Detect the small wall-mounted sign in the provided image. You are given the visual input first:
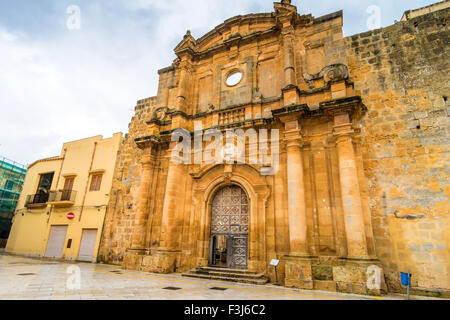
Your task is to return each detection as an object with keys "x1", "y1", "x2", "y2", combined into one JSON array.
[
  {"x1": 67, "y1": 212, "x2": 75, "y2": 220},
  {"x1": 270, "y1": 259, "x2": 280, "y2": 267}
]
